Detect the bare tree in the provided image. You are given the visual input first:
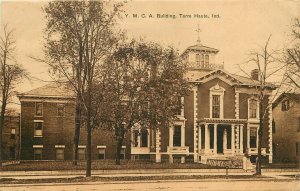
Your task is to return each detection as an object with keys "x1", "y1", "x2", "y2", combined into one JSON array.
[
  {"x1": 0, "y1": 25, "x2": 26, "y2": 161},
  {"x1": 239, "y1": 35, "x2": 283, "y2": 175},
  {"x1": 43, "y1": 1, "x2": 123, "y2": 176},
  {"x1": 284, "y1": 17, "x2": 300, "y2": 91}
]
